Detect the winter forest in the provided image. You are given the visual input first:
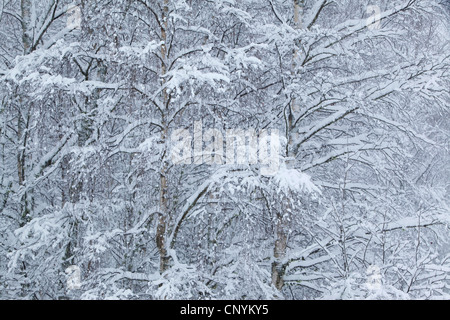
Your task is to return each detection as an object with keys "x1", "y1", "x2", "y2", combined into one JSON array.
[{"x1": 0, "y1": 0, "x2": 449, "y2": 300}]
